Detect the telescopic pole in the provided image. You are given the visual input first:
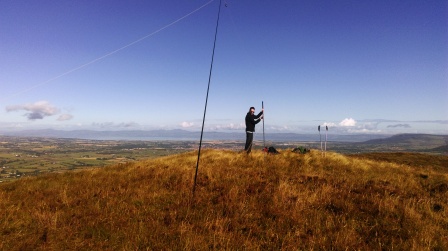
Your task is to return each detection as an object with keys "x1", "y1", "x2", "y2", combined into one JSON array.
[
  {"x1": 318, "y1": 125, "x2": 322, "y2": 154},
  {"x1": 262, "y1": 101, "x2": 265, "y2": 149}
]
